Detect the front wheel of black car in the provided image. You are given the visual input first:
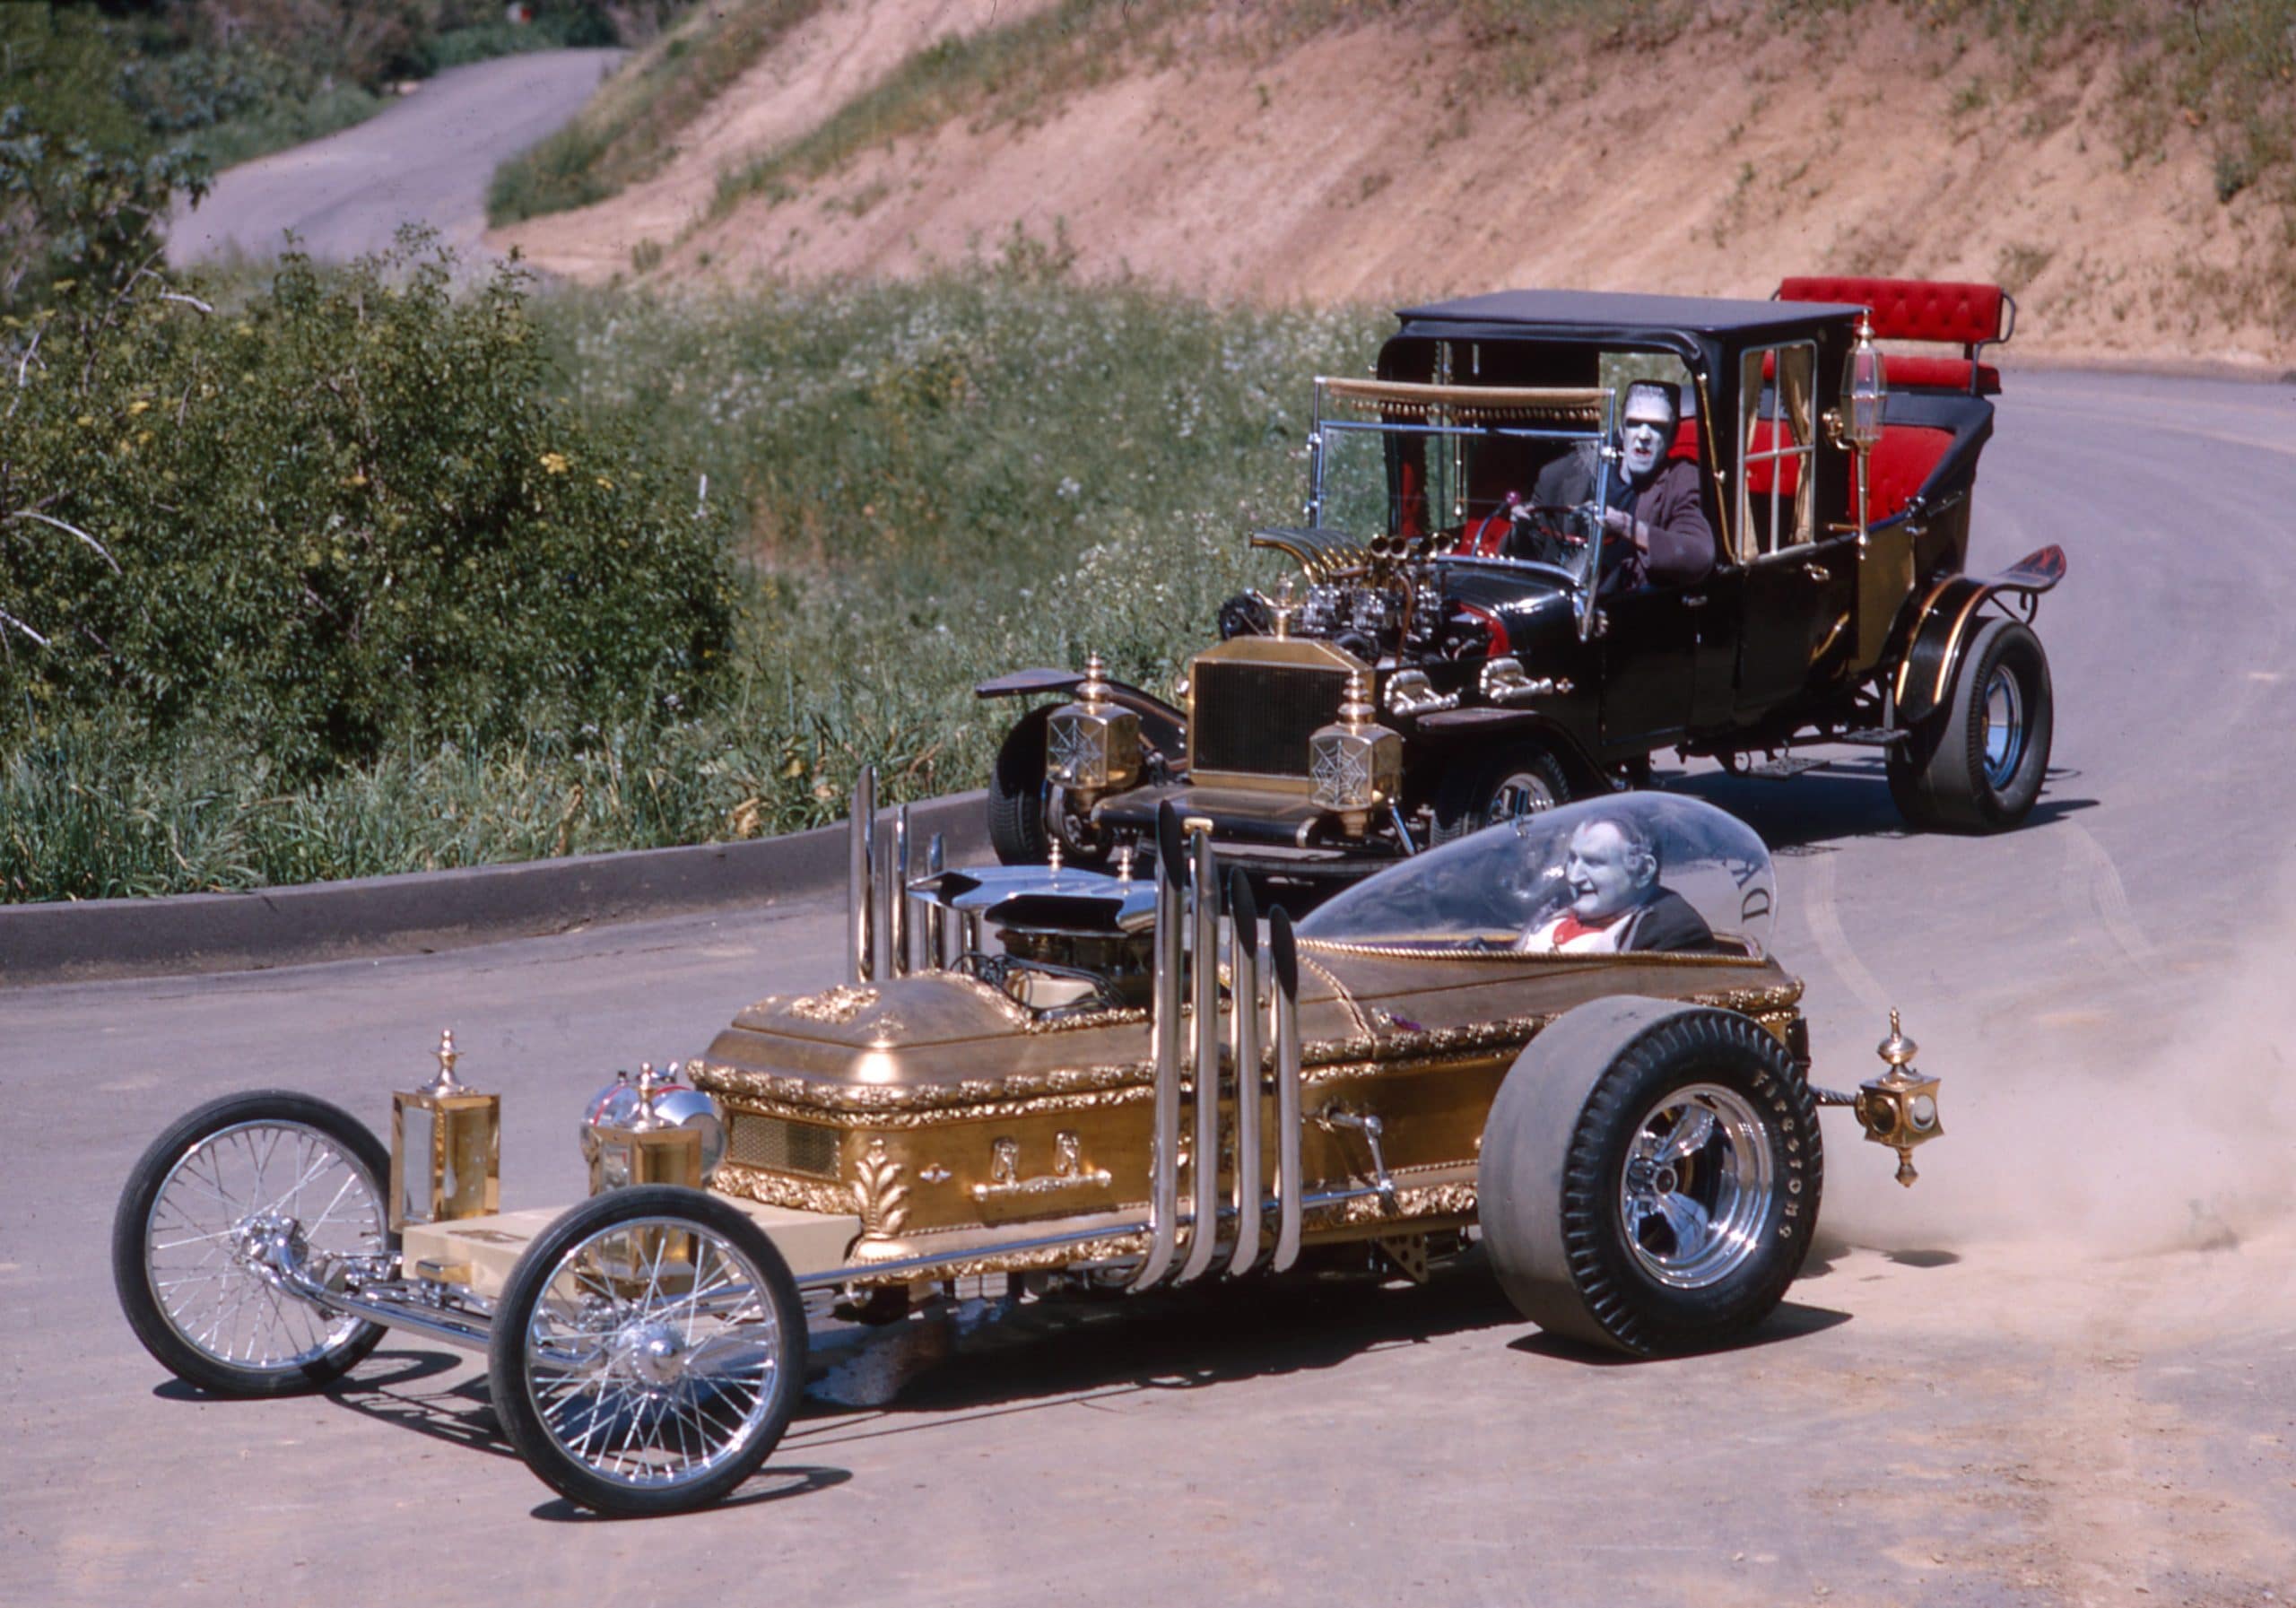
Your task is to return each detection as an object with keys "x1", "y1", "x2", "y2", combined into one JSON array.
[
  {"x1": 1888, "y1": 618, "x2": 2053, "y2": 832},
  {"x1": 1429, "y1": 740, "x2": 1573, "y2": 845},
  {"x1": 1478, "y1": 998, "x2": 1821, "y2": 1357},
  {"x1": 987, "y1": 708, "x2": 1109, "y2": 866}
]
